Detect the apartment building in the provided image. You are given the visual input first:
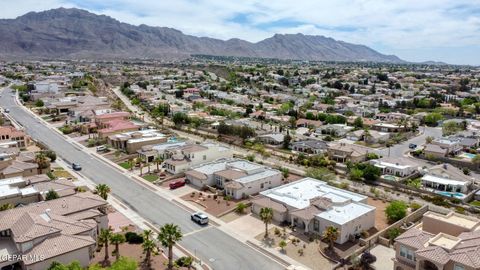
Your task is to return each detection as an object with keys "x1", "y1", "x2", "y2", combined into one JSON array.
[
  {"x1": 185, "y1": 159, "x2": 283, "y2": 199},
  {"x1": 394, "y1": 211, "x2": 480, "y2": 270}
]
